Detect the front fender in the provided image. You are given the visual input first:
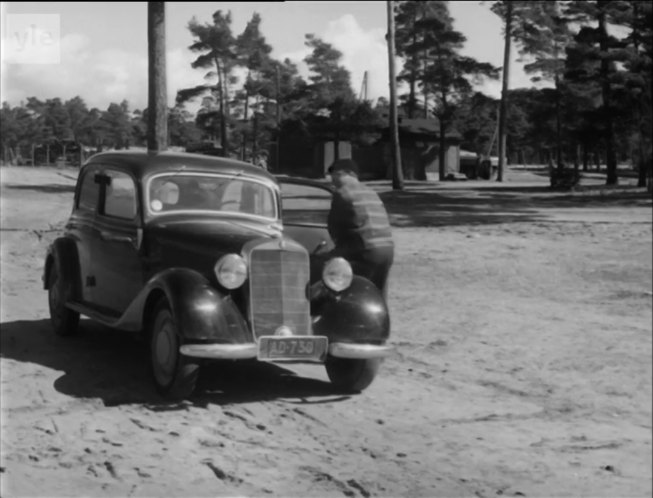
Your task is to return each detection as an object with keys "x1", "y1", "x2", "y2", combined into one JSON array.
[
  {"x1": 120, "y1": 268, "x2": 252, "y2": 343},
  {"x1": 310, "y1": 275, "x2": 390, "y2": 344}
]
